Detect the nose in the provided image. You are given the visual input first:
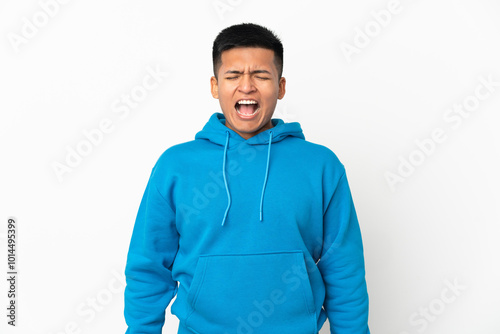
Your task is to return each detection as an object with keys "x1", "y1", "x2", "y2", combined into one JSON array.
[{"x1": 238, "y1": 74, "x2": 256, "y2": 93}]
